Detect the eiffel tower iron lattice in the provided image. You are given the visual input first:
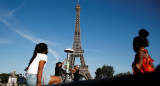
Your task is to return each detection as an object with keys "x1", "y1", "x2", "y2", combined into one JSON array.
[{"x1": 69, "y1": 2, "x2": 92, "y2": 80}]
